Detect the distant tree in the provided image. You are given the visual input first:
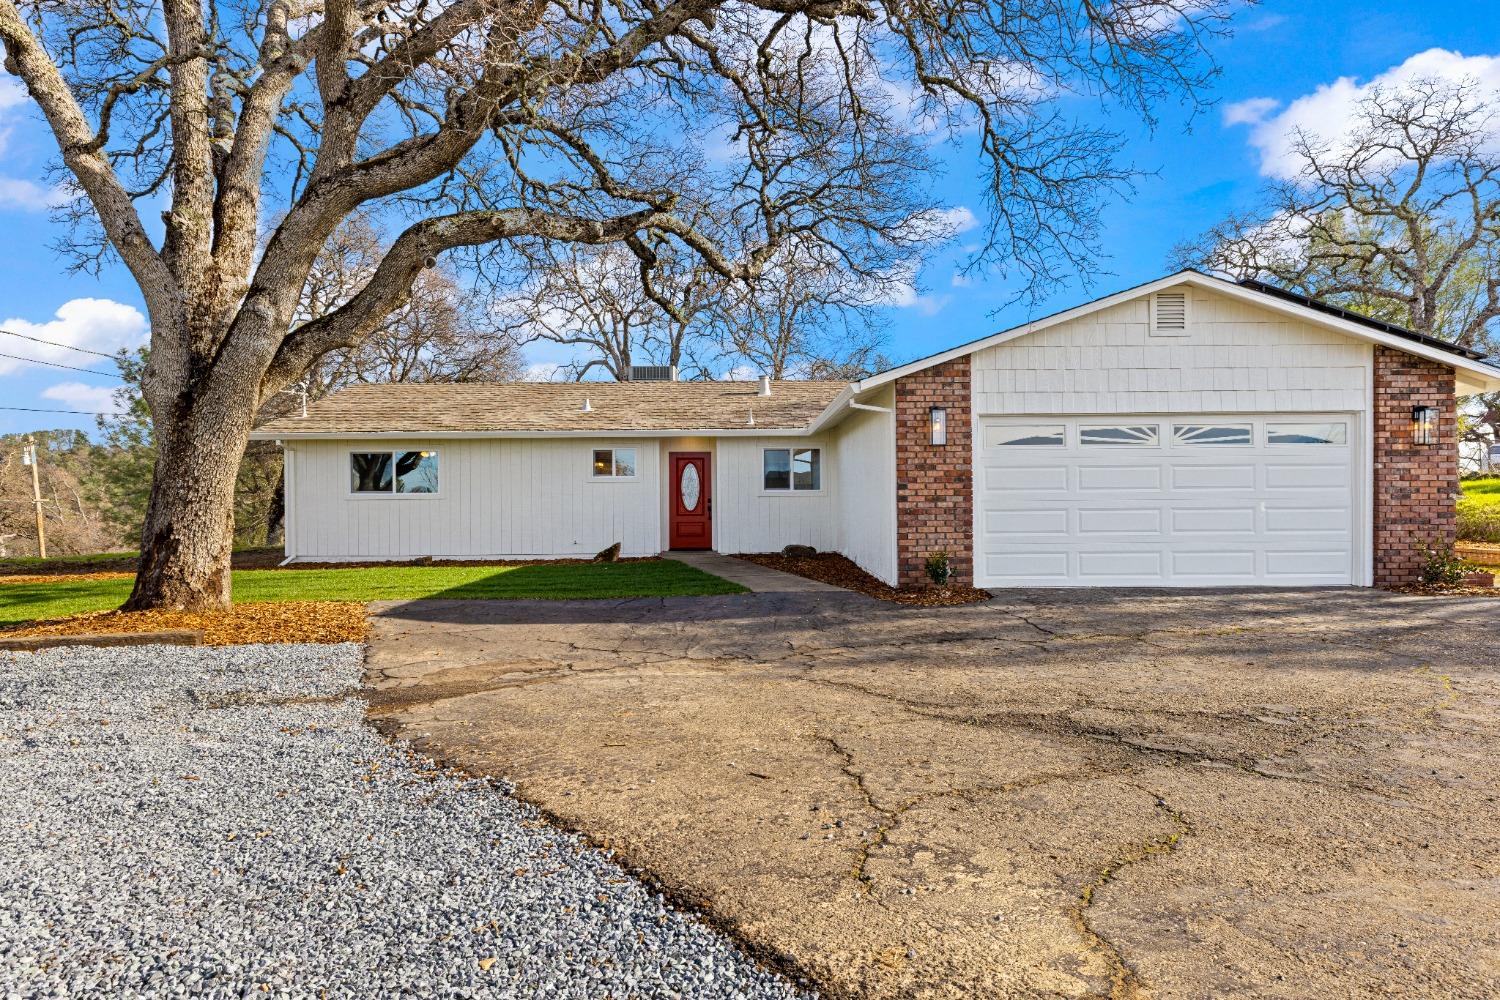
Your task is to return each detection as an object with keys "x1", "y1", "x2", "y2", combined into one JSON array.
[
  {"x1": 1174, "y1": 76, "x2": 1500, "y2": 460},
  {"x1": 0, "y1": 429, "x2": 119, "y2": 556}
]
